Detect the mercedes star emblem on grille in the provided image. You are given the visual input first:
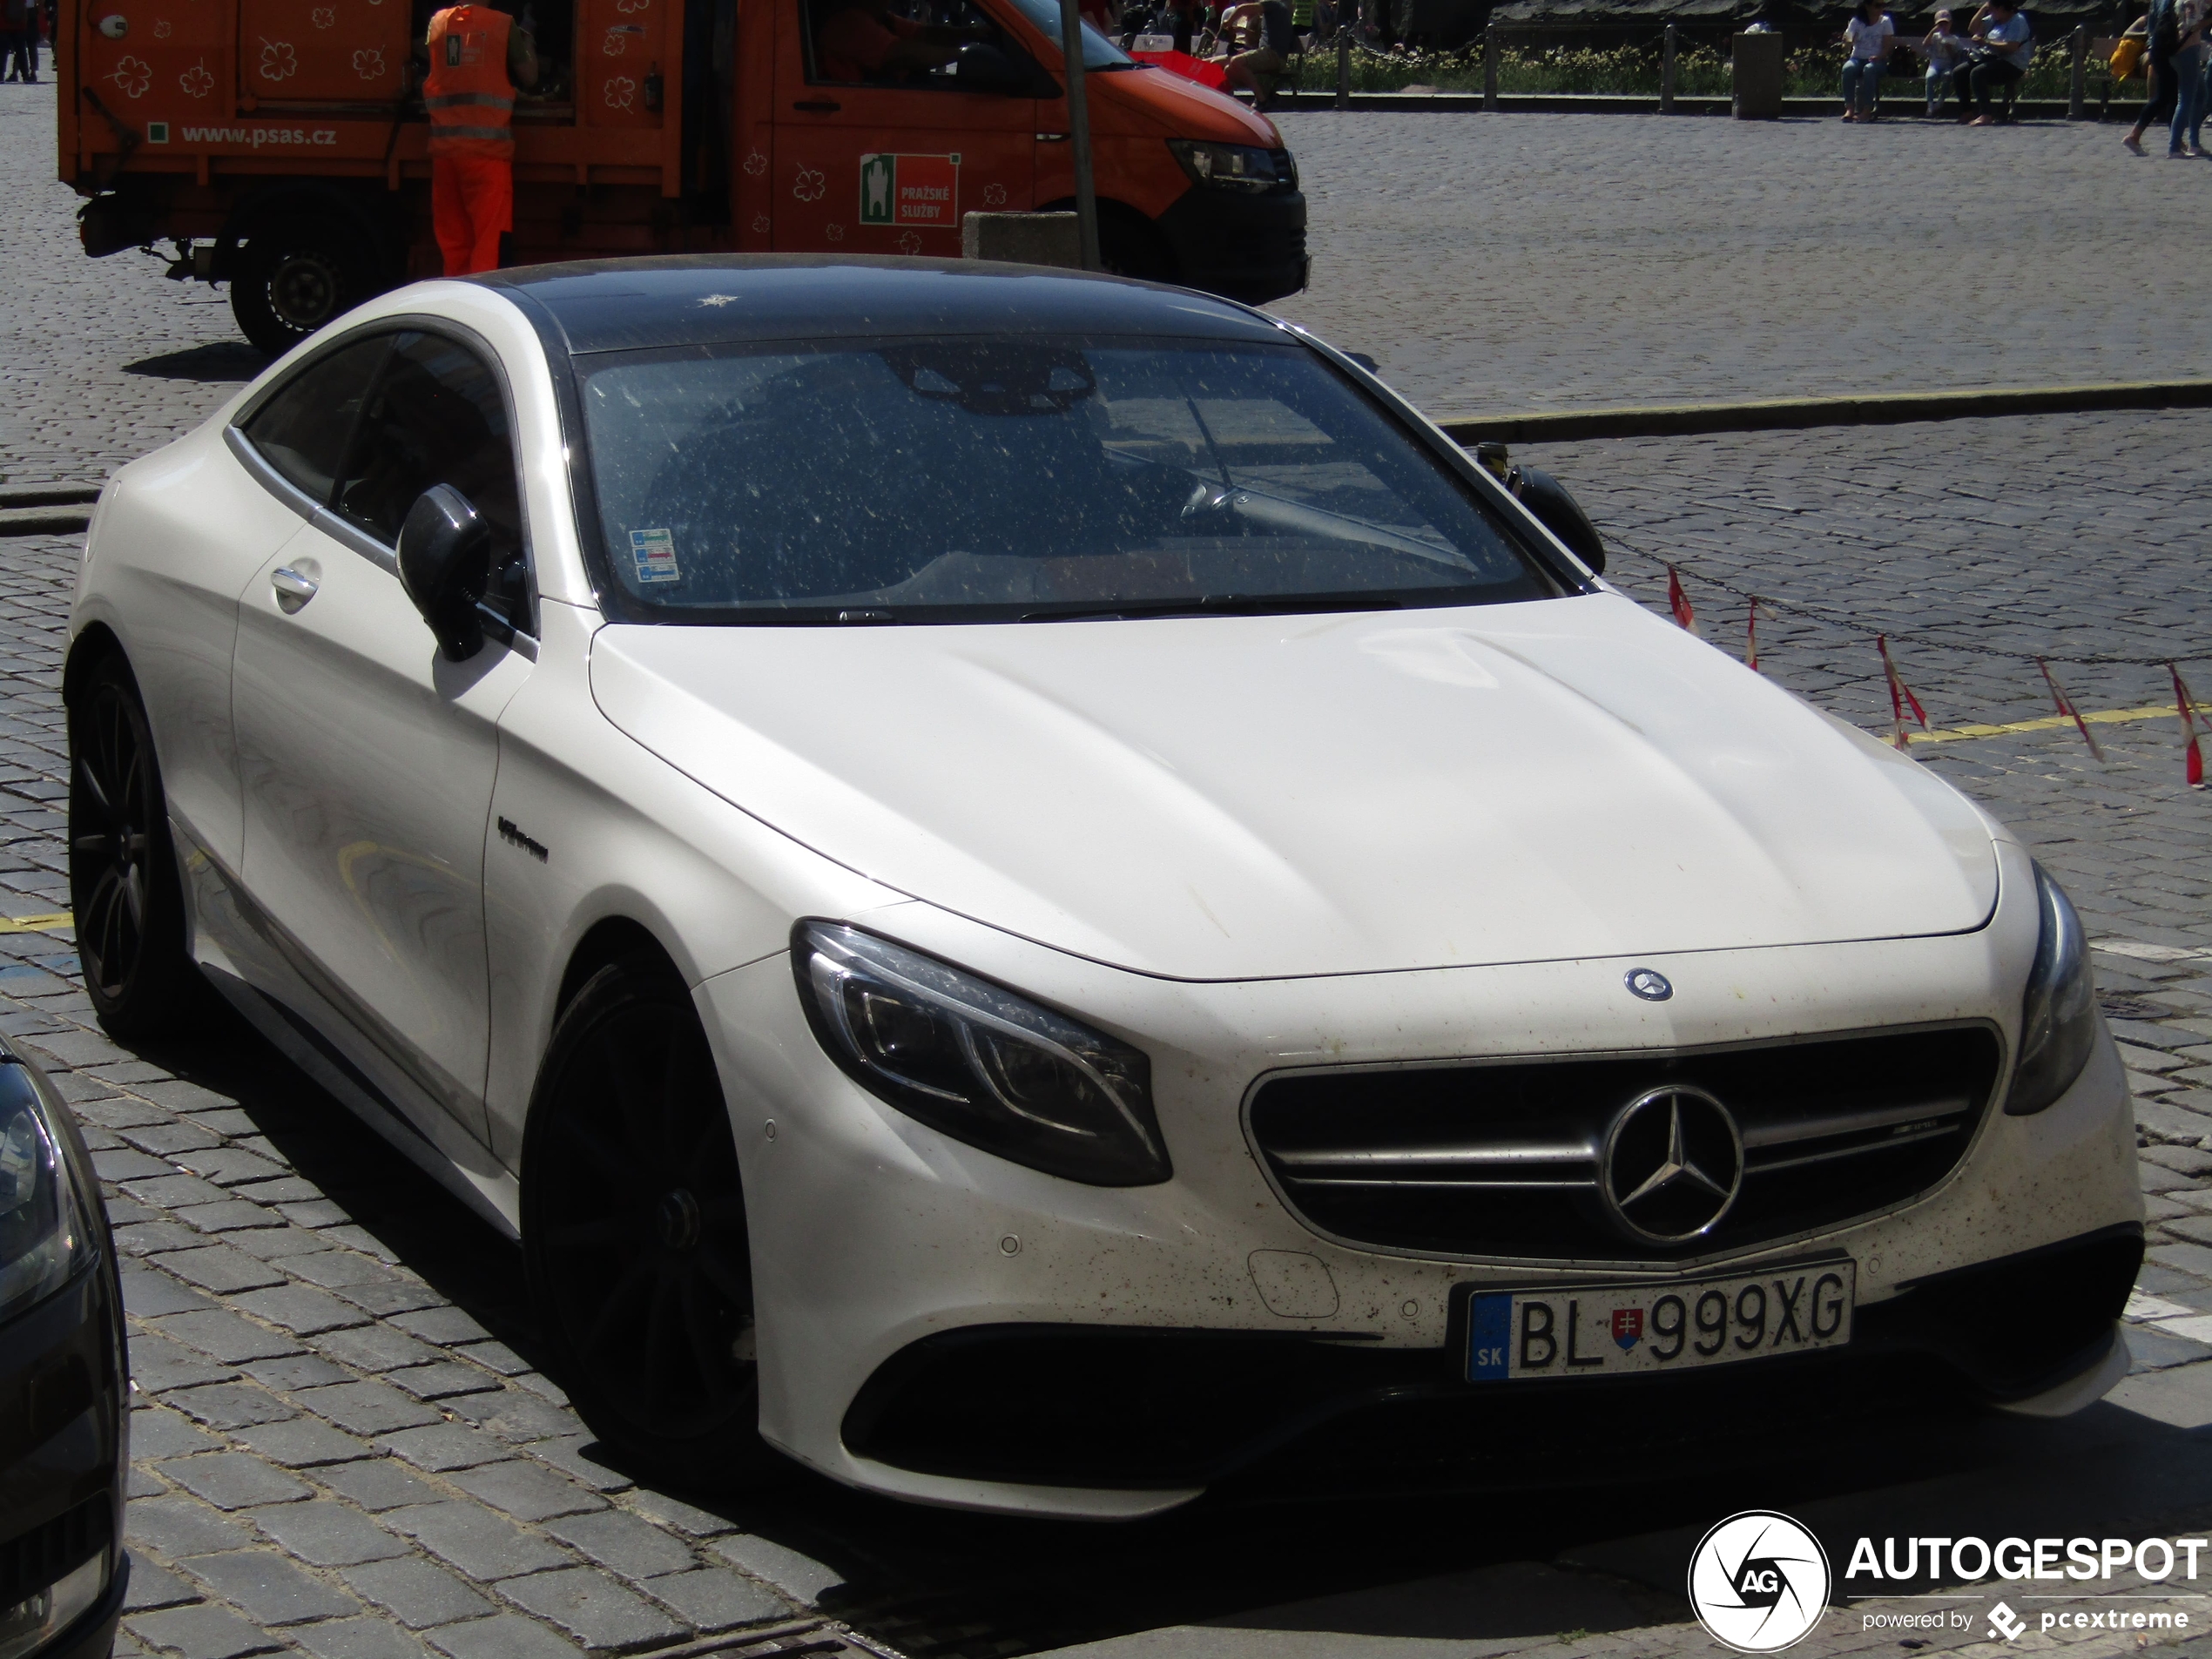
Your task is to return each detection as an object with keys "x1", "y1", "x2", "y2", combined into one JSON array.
[
  {"x1": 1625, "y1": 967, "x2": 1673, "y2": 1001},
  {"x1": 1598, "y1": 1085, "x2": 1744, "y2": 1245}
]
